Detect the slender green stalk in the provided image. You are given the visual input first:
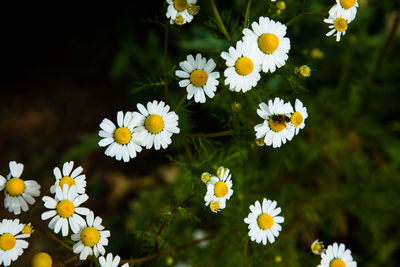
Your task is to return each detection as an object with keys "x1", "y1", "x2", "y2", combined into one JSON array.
[
  {"x1": 163, "y1": 23, "x2": 170, "y2": 105},
  {"x1": 175, "y1": 93, "x2": 188, "y2": 112},
  {"x1": 286, "y1": 9, "x2": 327, "y2": 26},
  {"x1": 210, "y1": 0, "x2": 235, "y2": 46},
  {"x1": 243, "y1": 0, "x2": 252, "y2": 28},
  {"x1": 182, "y1": 126, "x2": 246, "y2": 138}
]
